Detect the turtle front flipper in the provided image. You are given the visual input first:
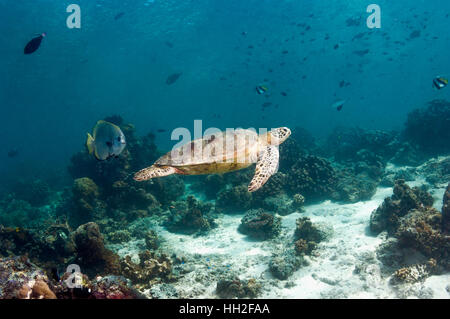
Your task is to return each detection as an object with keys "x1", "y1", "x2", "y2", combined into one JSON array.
[
  {"x1": 134, "y1": 165, "x2": 179, "y2": 181},
  {"x1": 248, "y1": 145, "x2": 279, "y2": 192}
]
